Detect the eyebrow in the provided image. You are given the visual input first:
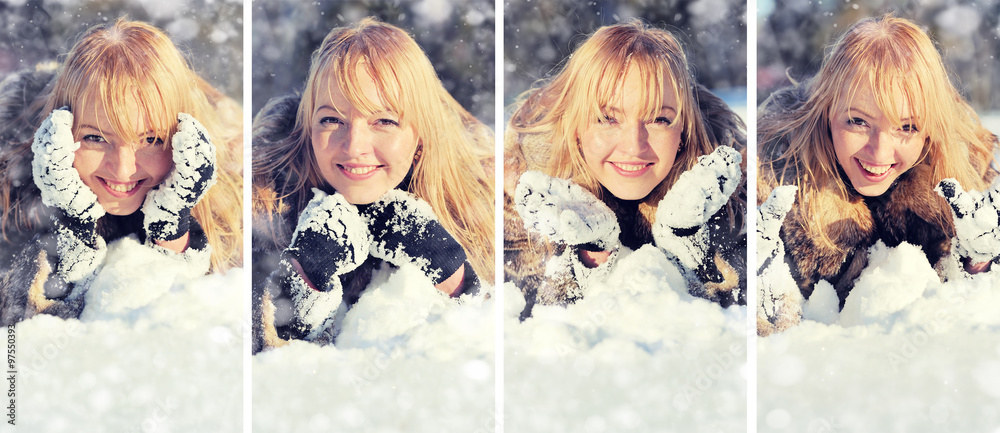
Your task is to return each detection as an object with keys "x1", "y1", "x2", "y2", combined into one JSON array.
[
  {"x1": 78, "y1": 124, "x2": 157, "y2": 138},
  {"x1": 843, "y1": 107, "x2": 917, "y2": 122},
  {"x1": 604, "y1": 105, "x2": 677, "y2": 114}
]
